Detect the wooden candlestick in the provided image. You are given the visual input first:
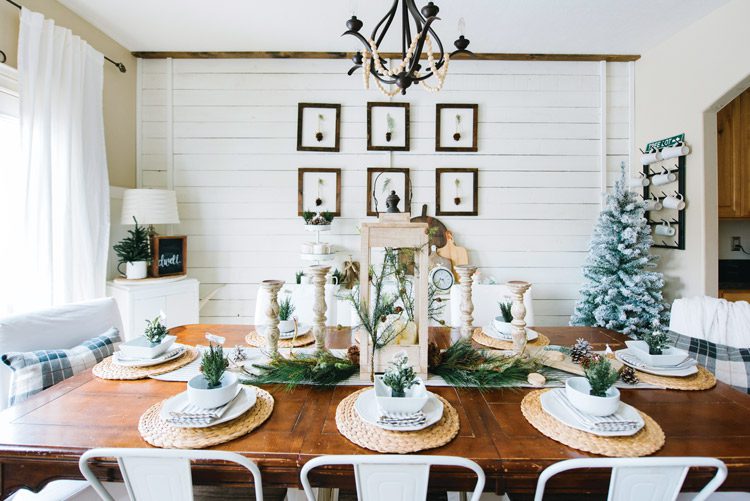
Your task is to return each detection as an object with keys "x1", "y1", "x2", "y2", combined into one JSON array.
[
  {"x1": 306, "y1": 264, "x2": 330, "y2": 350},
  {"x1": 260, "y1": 279, "x2": 284, "y2": 356},
  {"x1": 506, "y1": 280, "x2": 531, "y2": 355},
  {"x1": 455, "y1": 265, "x2": 478, "y2": 339}
]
